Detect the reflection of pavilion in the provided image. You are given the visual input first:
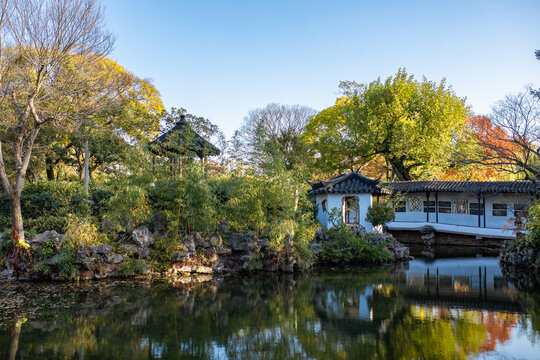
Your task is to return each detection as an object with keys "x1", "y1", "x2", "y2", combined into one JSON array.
[
  {"x1": 311, "y1": 258, "x2": 525, "y2": 339},
  {"x1": 393, "y1": 258, "x2": 523, "y2": 313}
]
